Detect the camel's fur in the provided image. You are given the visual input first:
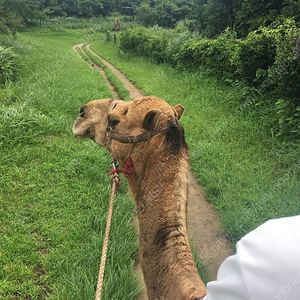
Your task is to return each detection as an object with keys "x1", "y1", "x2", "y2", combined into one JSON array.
[{"x1": 73, "y1": 96, "x2": 207, "y2": 300}]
